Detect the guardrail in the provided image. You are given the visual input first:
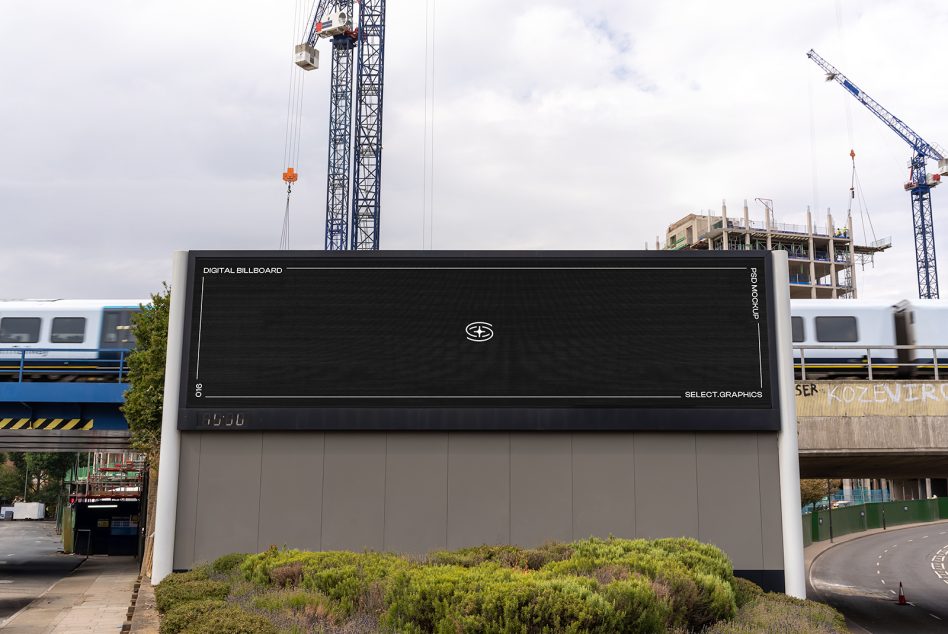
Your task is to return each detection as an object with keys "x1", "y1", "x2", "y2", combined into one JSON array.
[
  {"x1": 0, "y1": 348, "x2": 131, "y2": 383},
  {"x1": 794, "y1": 344, "x2": 948, "y2": 380}
]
